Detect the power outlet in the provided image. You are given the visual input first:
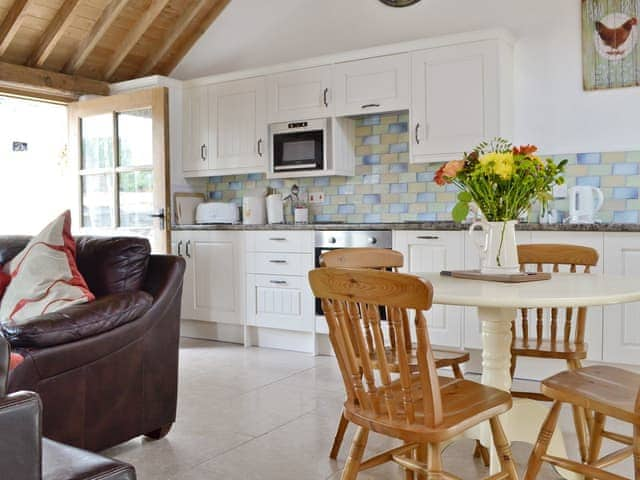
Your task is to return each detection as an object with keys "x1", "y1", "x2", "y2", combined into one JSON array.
[
  {"x1": 553, "y1": 184, "x2": 568, "y2": 199},
  {"x1": 309, "y1": 191, "x2": 325, "y2": 204}
]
